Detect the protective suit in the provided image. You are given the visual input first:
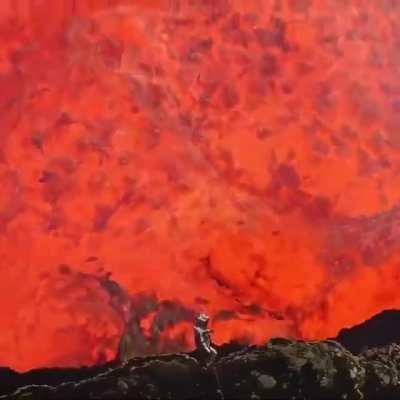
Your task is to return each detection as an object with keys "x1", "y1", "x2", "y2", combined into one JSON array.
[{"x1": 193, "y1": 313, "x2": 217, "y2": 368}]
